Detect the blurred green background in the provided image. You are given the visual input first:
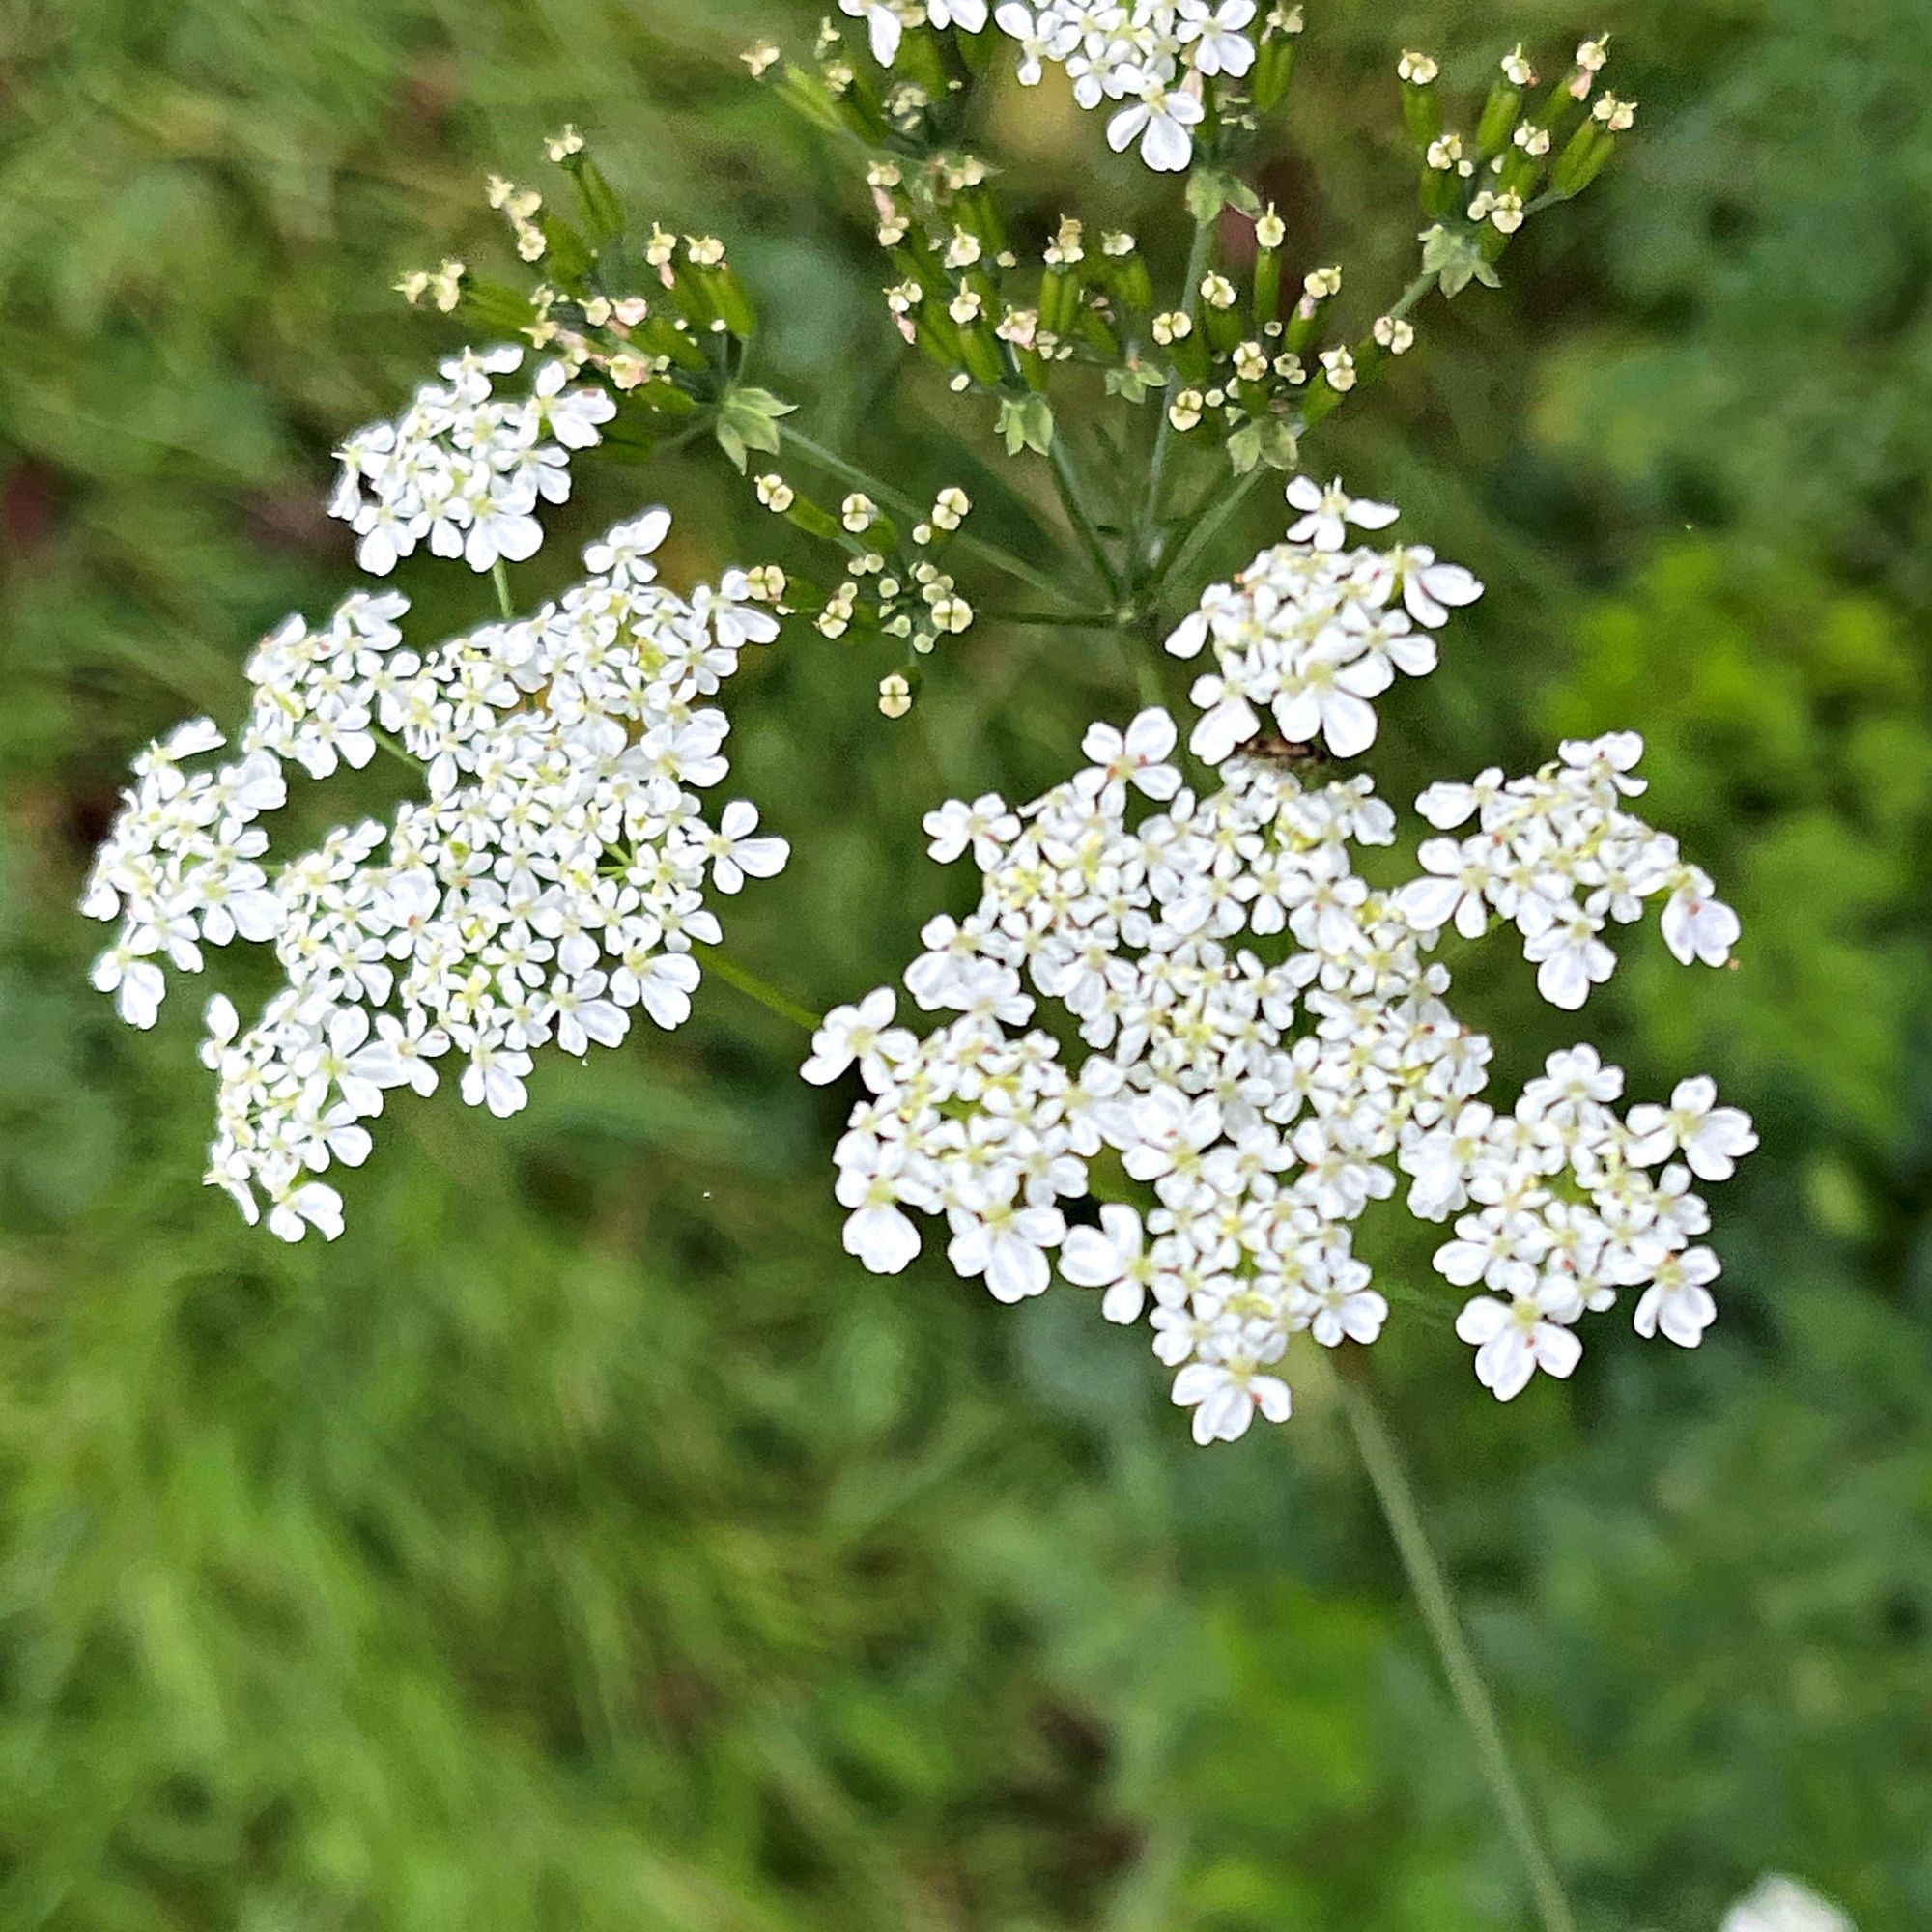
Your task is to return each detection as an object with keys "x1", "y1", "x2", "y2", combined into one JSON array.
[{"x1": 2, "y1": 0, "x2": 1929, "y2": 1926}]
